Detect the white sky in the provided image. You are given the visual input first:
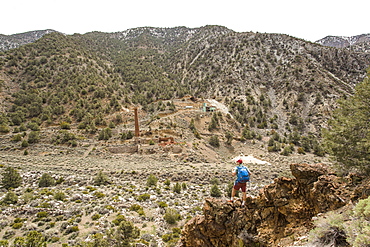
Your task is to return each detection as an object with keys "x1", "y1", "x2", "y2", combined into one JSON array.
[{"x1": 1, "y1": 0, "x2": 369, "y2": 42}]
